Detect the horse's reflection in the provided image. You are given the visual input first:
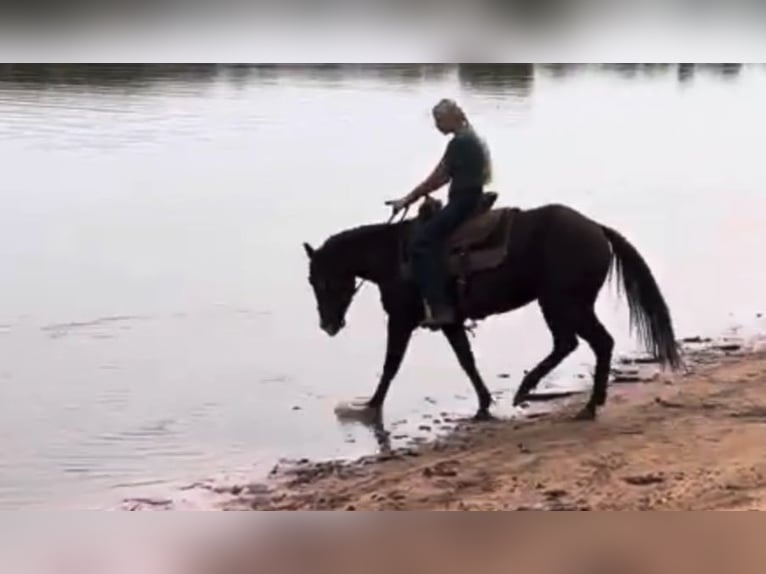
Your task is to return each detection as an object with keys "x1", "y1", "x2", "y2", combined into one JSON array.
[{"x1": 334, "y1": 399, "x2": 392, "y2": 453}]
